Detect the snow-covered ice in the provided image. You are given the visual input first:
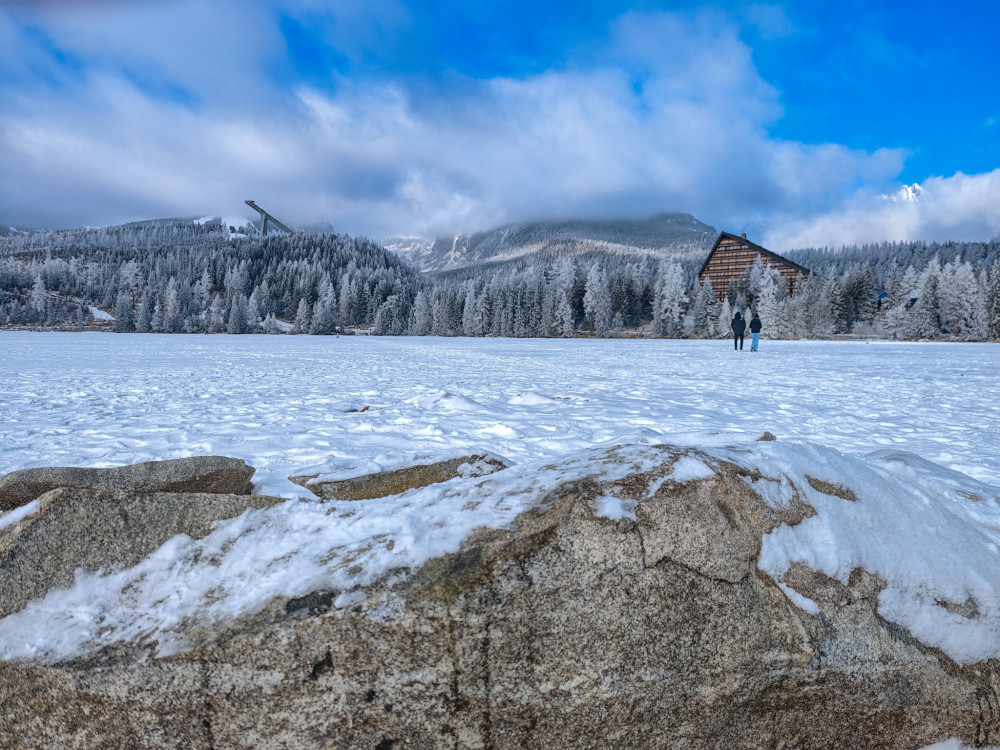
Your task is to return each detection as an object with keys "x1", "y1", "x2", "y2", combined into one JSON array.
[
  {"x1": 1, "y1": 332, "x2": 999, "y2": 668},
  {"x1": 3, "y1": 333, "x2": 997, "y2": 491}
]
